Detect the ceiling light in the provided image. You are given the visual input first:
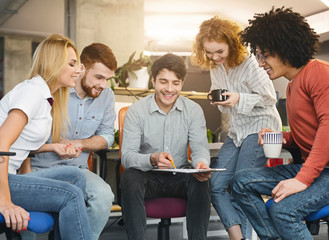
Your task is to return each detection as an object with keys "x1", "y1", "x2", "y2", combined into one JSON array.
[{"x1": 306, "y1": 10, "x2": 329, "y2": 34}]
